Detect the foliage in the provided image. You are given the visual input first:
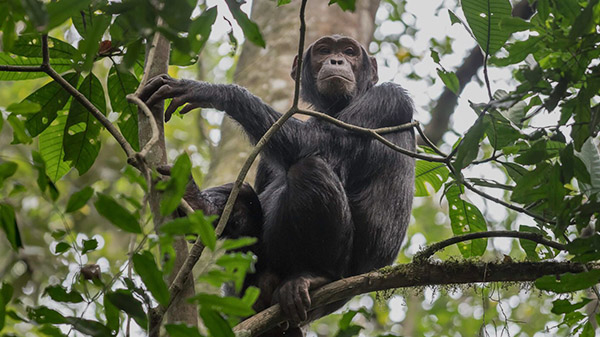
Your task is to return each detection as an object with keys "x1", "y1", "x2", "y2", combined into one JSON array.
[{"x1": 0, "y1": 0, "x2": 599, "y2": 336}]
